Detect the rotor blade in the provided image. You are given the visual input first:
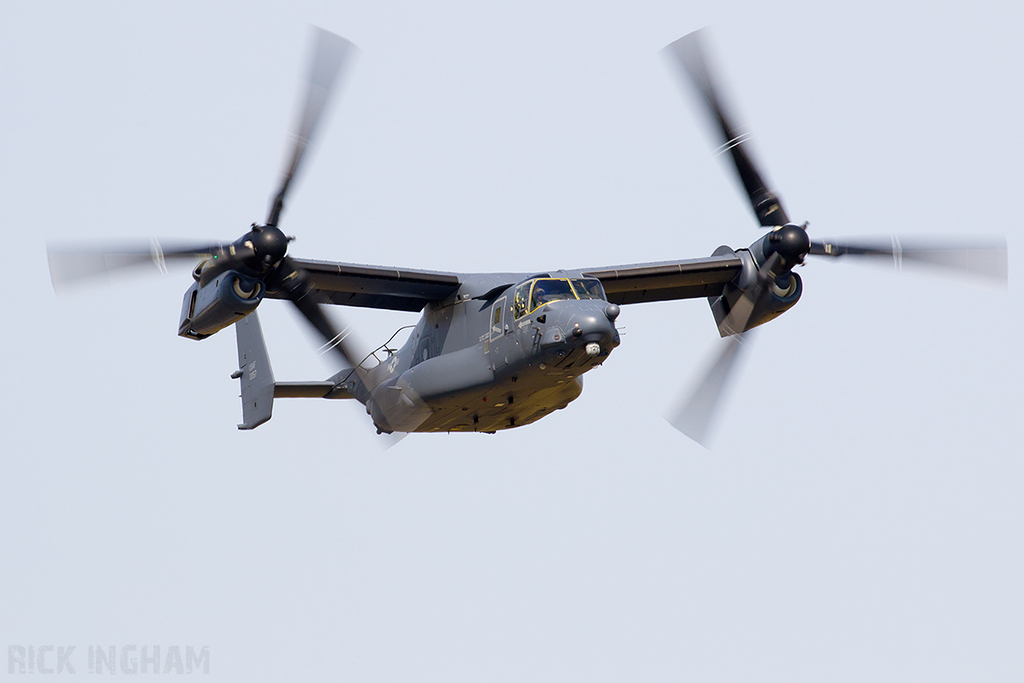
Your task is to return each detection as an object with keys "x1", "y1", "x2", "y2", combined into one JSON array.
[
  {"x1": 718, "y1": 252, "x2": 783, "y2": 336},
  {"x1": 272, "y1": 257, "x2": 368, "y2": 386},
  {"x1": 809, "y1": 237, "x2": 1008, "y2": 284},
  {"x1": 47, "y1": 240, "x2": 228, "y2": 289},
  {"x1": 267, "y1": 27, "x2": 356, "y2": 227},
  {"x1": 667, "y1": 331, "x2": 751, "y2": 447},
  {"x1": 663, "y1": 29, "x2": 789, "y2": 227},
  {"x1": 666, "y1": 252, "x2": 780, "y2": 445}
]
